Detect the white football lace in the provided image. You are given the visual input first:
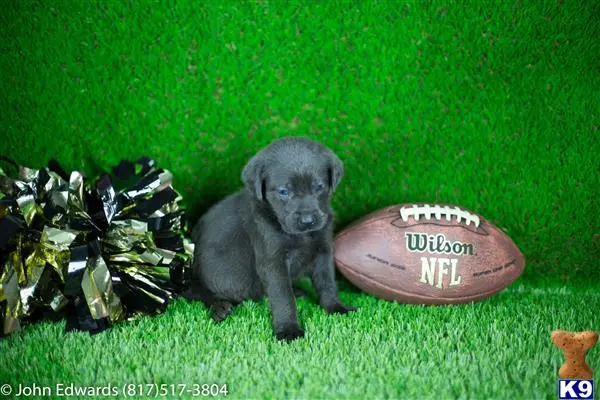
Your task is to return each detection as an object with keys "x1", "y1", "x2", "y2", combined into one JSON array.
[{"x1": 399, "y1": 204, "x2": 480, "y2": 227}]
